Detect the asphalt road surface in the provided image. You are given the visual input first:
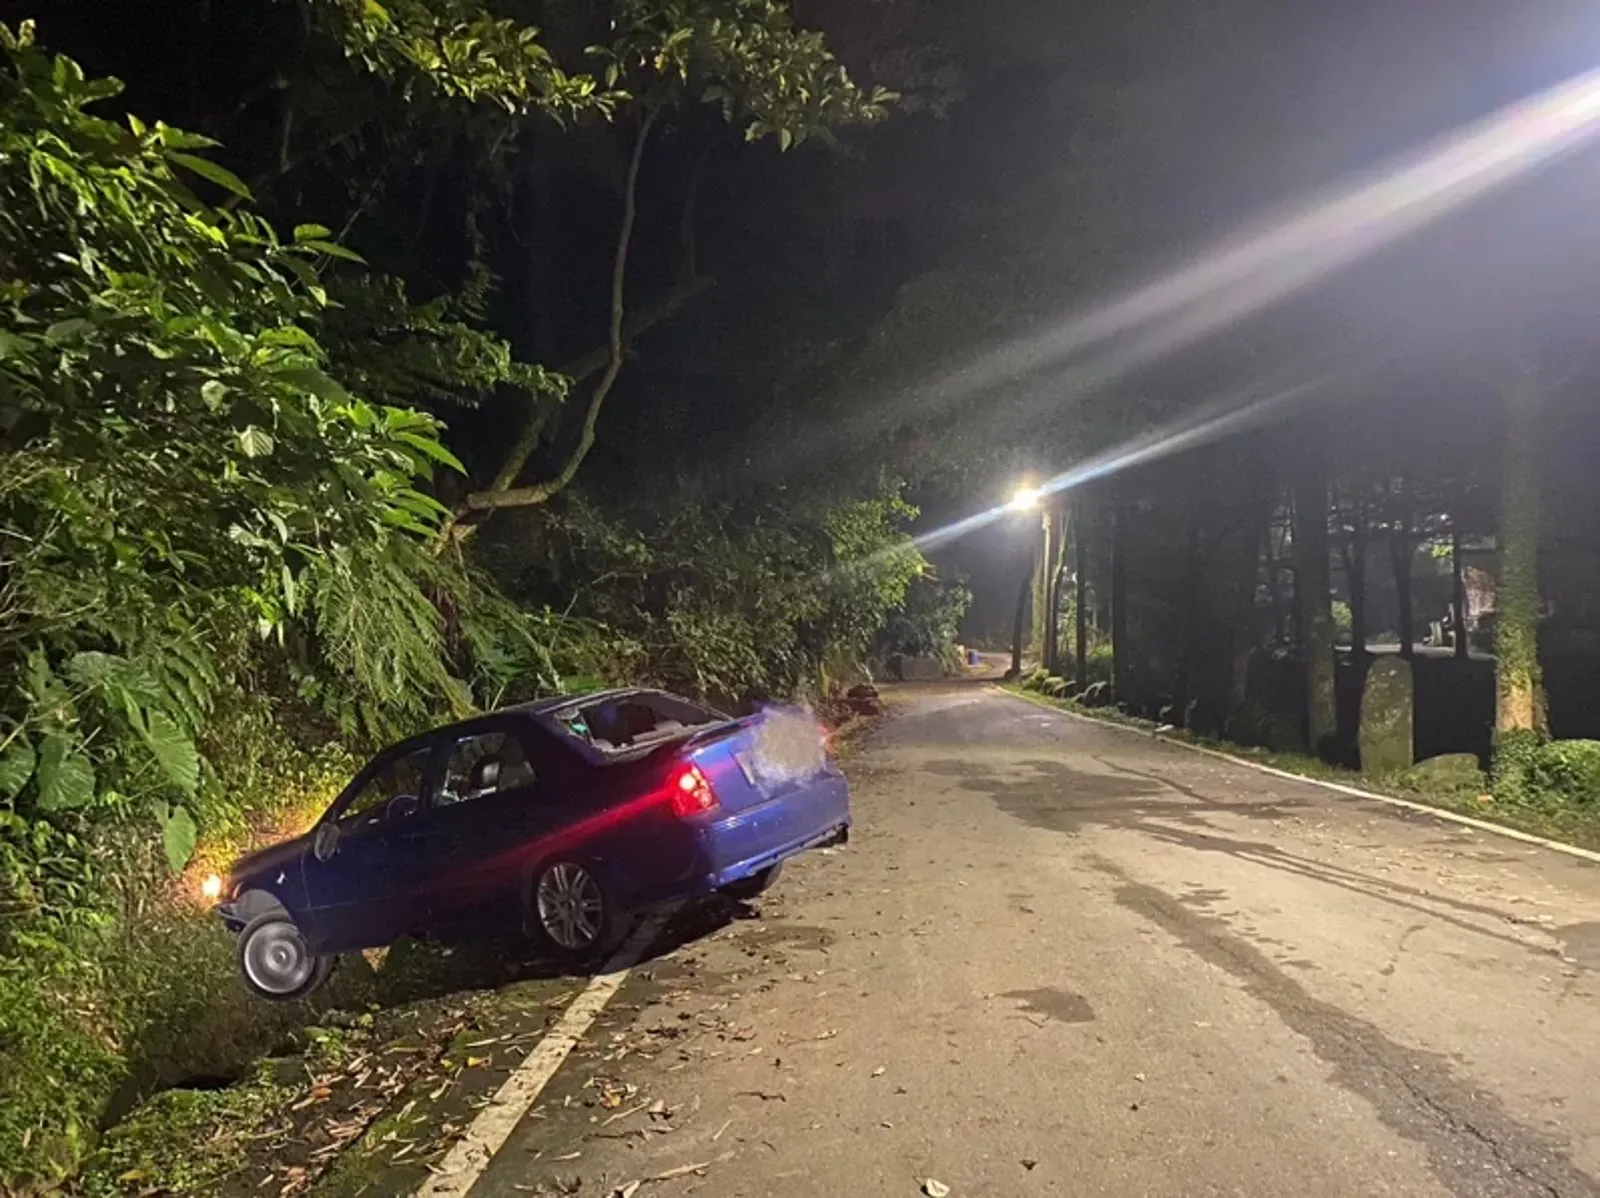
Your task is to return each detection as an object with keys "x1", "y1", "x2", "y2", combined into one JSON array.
[{"x1": 459, "y1": 683, "x2": 1600, "y2": 1197}]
